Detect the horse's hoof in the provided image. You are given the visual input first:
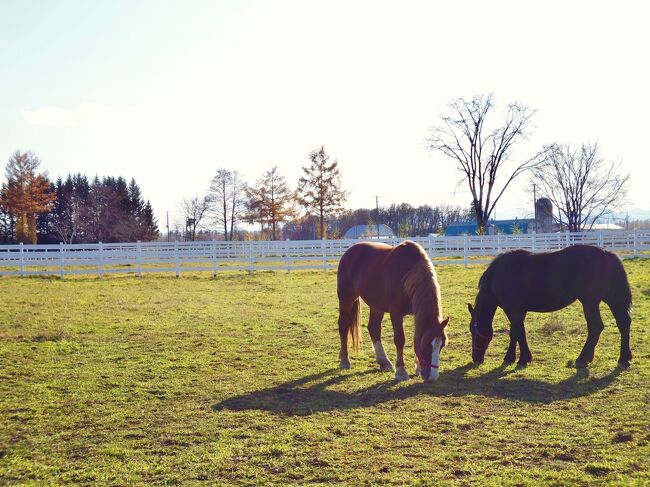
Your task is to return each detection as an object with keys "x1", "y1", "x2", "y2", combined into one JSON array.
[
  {"x1": 518, "y1": 354, "x2": 532, "y2": 365},
  {"x1": 575, "y1": 360, "x2": 589, "y2": 369},
  {"x1": 379, "y1": 362, "x2": 395, "y2": 372},
  {"x1": 617, "y1": 359, "x2": 631, "y2": 368},
  {"x1": 339, "y1": 360, "x2": 351, "y2": 370},
  {"x1": 516, "y1": 361, "x2": 529, "y2": 369},
  {"x1": 503, "y1": 355, "x2": 516, "y2": 364},
  {"x1": 394, "y1": 368, "x2": 409, "y2": 382}
]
